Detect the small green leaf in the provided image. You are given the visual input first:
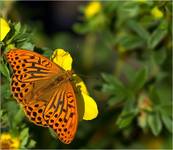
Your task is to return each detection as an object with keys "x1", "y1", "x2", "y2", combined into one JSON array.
[
  {"x1": 159, "y1": 105, "x2": 172, "y2": 118},
  {"x1": 148, "y1": 112, "x2": 162, "y2": 136},
  {"x1": 28, "y1": 139, "x2": 36, "y2": 148},
  {"x1": 116, "y1": 100, "x2": 137, "y2": 128},
  {"x1": 20, "y1": 136, "x2": 29, "y2": 148},
  {"x1": 14, "y1": 22, "x2": 21, "y2": 32},
  {"x1": 148, "y1": 22, "x2": 168, "y2": 49},
  {"x1": 0, "y1": 110, "x2": 3, "y2": 118},
  {"x1": 20, "y1": 128, "x2": 29, "y2": 148},
  {"x1": 149, "y1": 86, "x2": 161, "y2": 105},
  {"x1": 1, "y1": 80, "x2": 11, "y2": 100},
  {"x1": 102, "y1": 73, "x2": 123, "y2": 86},
  {"x1": 102, "y1": 73, "x2": 127, "y2": 99},
  {"x1": 19, "y1": 128, "x2": 29, "y2": 140},
  {"x1": 13, "y1": 108, "x2": 25, "y2": 127},
  {"x1": 153, "y1": 48, "x2": 166, "y2": 65},
  {"x1": 107, "y1": 96, "x2": 124, "y2": 107},
  {"x1": 6, "y1": 101, "x2": 19, "y2": 128},
  {"x1": 0, "y1": 60, "x2": 10, "y2": 80},
  {"x1": 128, "y1": 20, "x2": 149, "y2": 40},
  {"x1": 73, "y1": 23, "x2": 88, "y2": 34},
  {"x1": 117, "y1": 34, "x2": 144, "y2": 50},
  {"x1": 161, "y1": 114, "x2": 172, "y2": 133},
  {"x1": 116, "y1": 114, "x2": 135, "y2": 129},
  {"x1": 19, "y1": 42, "x2": 34, "y2": 50},
  {"x1": 48, "y1": 128, "x2": 57, "y2": 139},
  {"x1": 130, "y1": 67, "x2": 148, "y2": 92}
]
